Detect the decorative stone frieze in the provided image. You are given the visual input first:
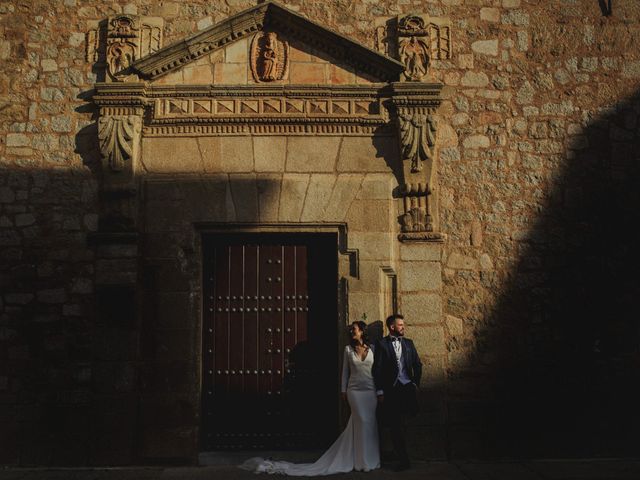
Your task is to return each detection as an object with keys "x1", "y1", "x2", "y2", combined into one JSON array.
[{"x1": 94, "y1": 83, "x2": 391, "y2": 136}]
